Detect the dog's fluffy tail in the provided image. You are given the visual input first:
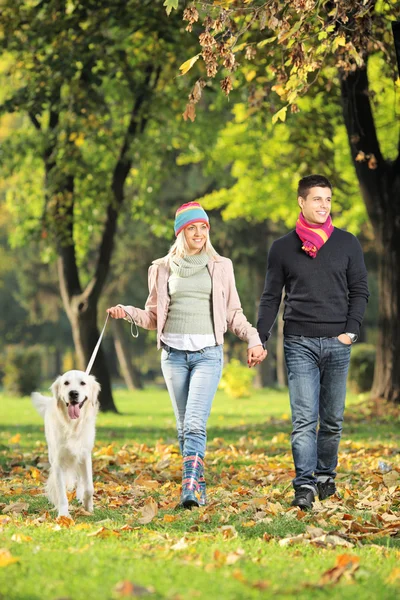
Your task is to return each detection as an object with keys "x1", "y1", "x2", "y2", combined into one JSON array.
[{"x1": 31, "y1": 392, "x2": 53, "y2": 419}]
